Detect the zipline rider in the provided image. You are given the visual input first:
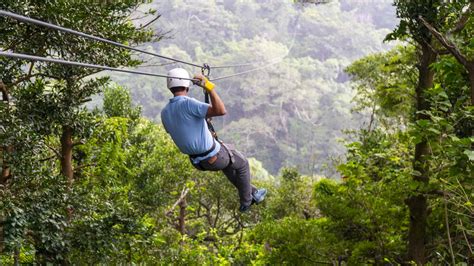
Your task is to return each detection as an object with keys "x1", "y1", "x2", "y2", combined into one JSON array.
[{"x1": 161, "y1": 68, "x2": 267, "y2": 212}]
